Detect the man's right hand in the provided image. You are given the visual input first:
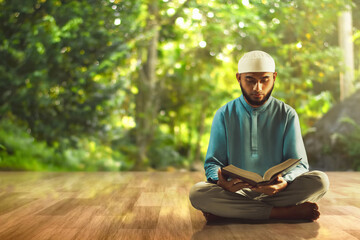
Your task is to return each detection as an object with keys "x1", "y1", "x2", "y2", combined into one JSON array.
[{"x1": 216, "y1": 168, "x2": 252, "y2": 192}]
